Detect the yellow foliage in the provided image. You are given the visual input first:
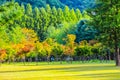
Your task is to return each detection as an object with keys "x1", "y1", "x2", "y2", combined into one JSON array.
[
  {"x1": 0, "y1": 49, "x2": 7, "y2": 60},
  {"x1": 21, "y1": 28, "x2": 38, "y2": 44}
]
